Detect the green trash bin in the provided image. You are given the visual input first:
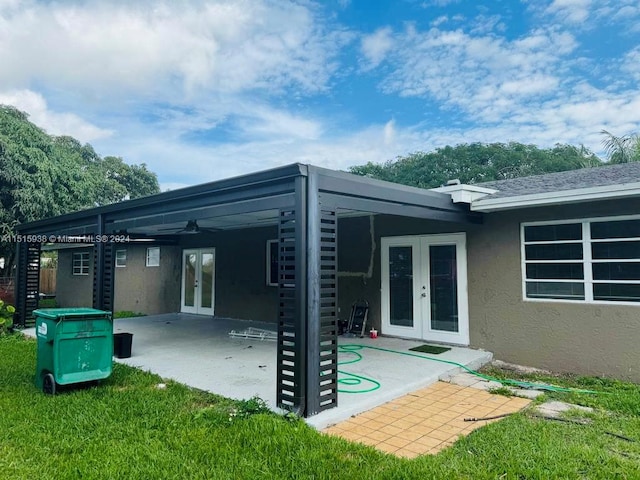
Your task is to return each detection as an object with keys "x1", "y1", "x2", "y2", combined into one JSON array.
[{"x1": 35, "y1": 308, "x2": 113, "y2": 395}]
